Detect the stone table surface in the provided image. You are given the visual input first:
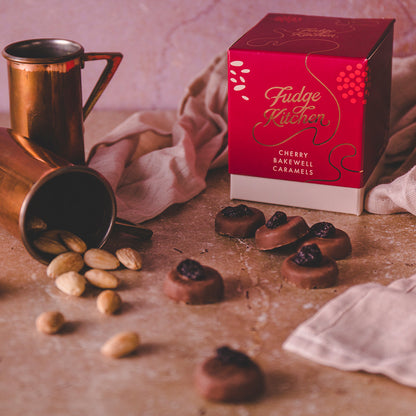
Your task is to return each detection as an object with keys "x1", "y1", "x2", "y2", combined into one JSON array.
[{"x1": 1, "y1": 111, "x2": 416, "y2": 416}]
